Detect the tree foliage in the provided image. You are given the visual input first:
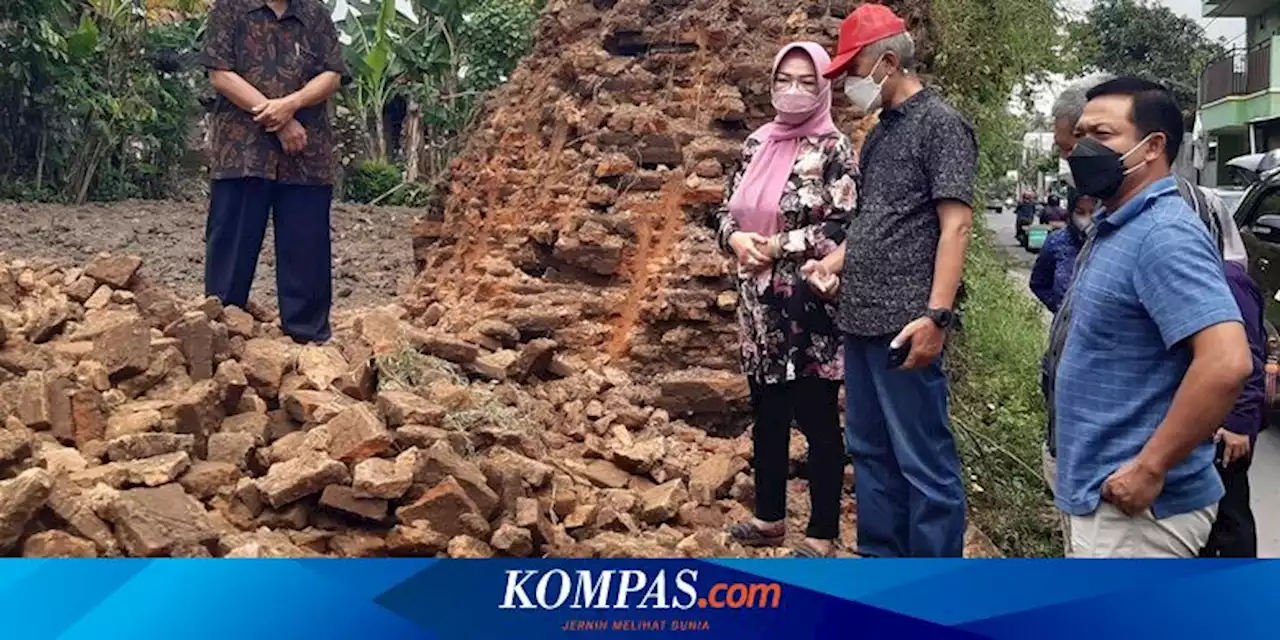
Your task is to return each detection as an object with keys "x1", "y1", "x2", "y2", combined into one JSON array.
[
  {"x1": 330, "y1": 0, "x2": 541, "y2": 180},
  {"x1": 1, "y1": 0, "x2": 540, "y2": 203},
  {"x1": 930, "y1": 0, "x2": 1073, "y2": 190},
  {"x1": 0, "y1": 0, "x2": 205, "y2": 202},
  {"x1": 1068, "y1": 0, "x2": 1228, "y2": 126}
]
